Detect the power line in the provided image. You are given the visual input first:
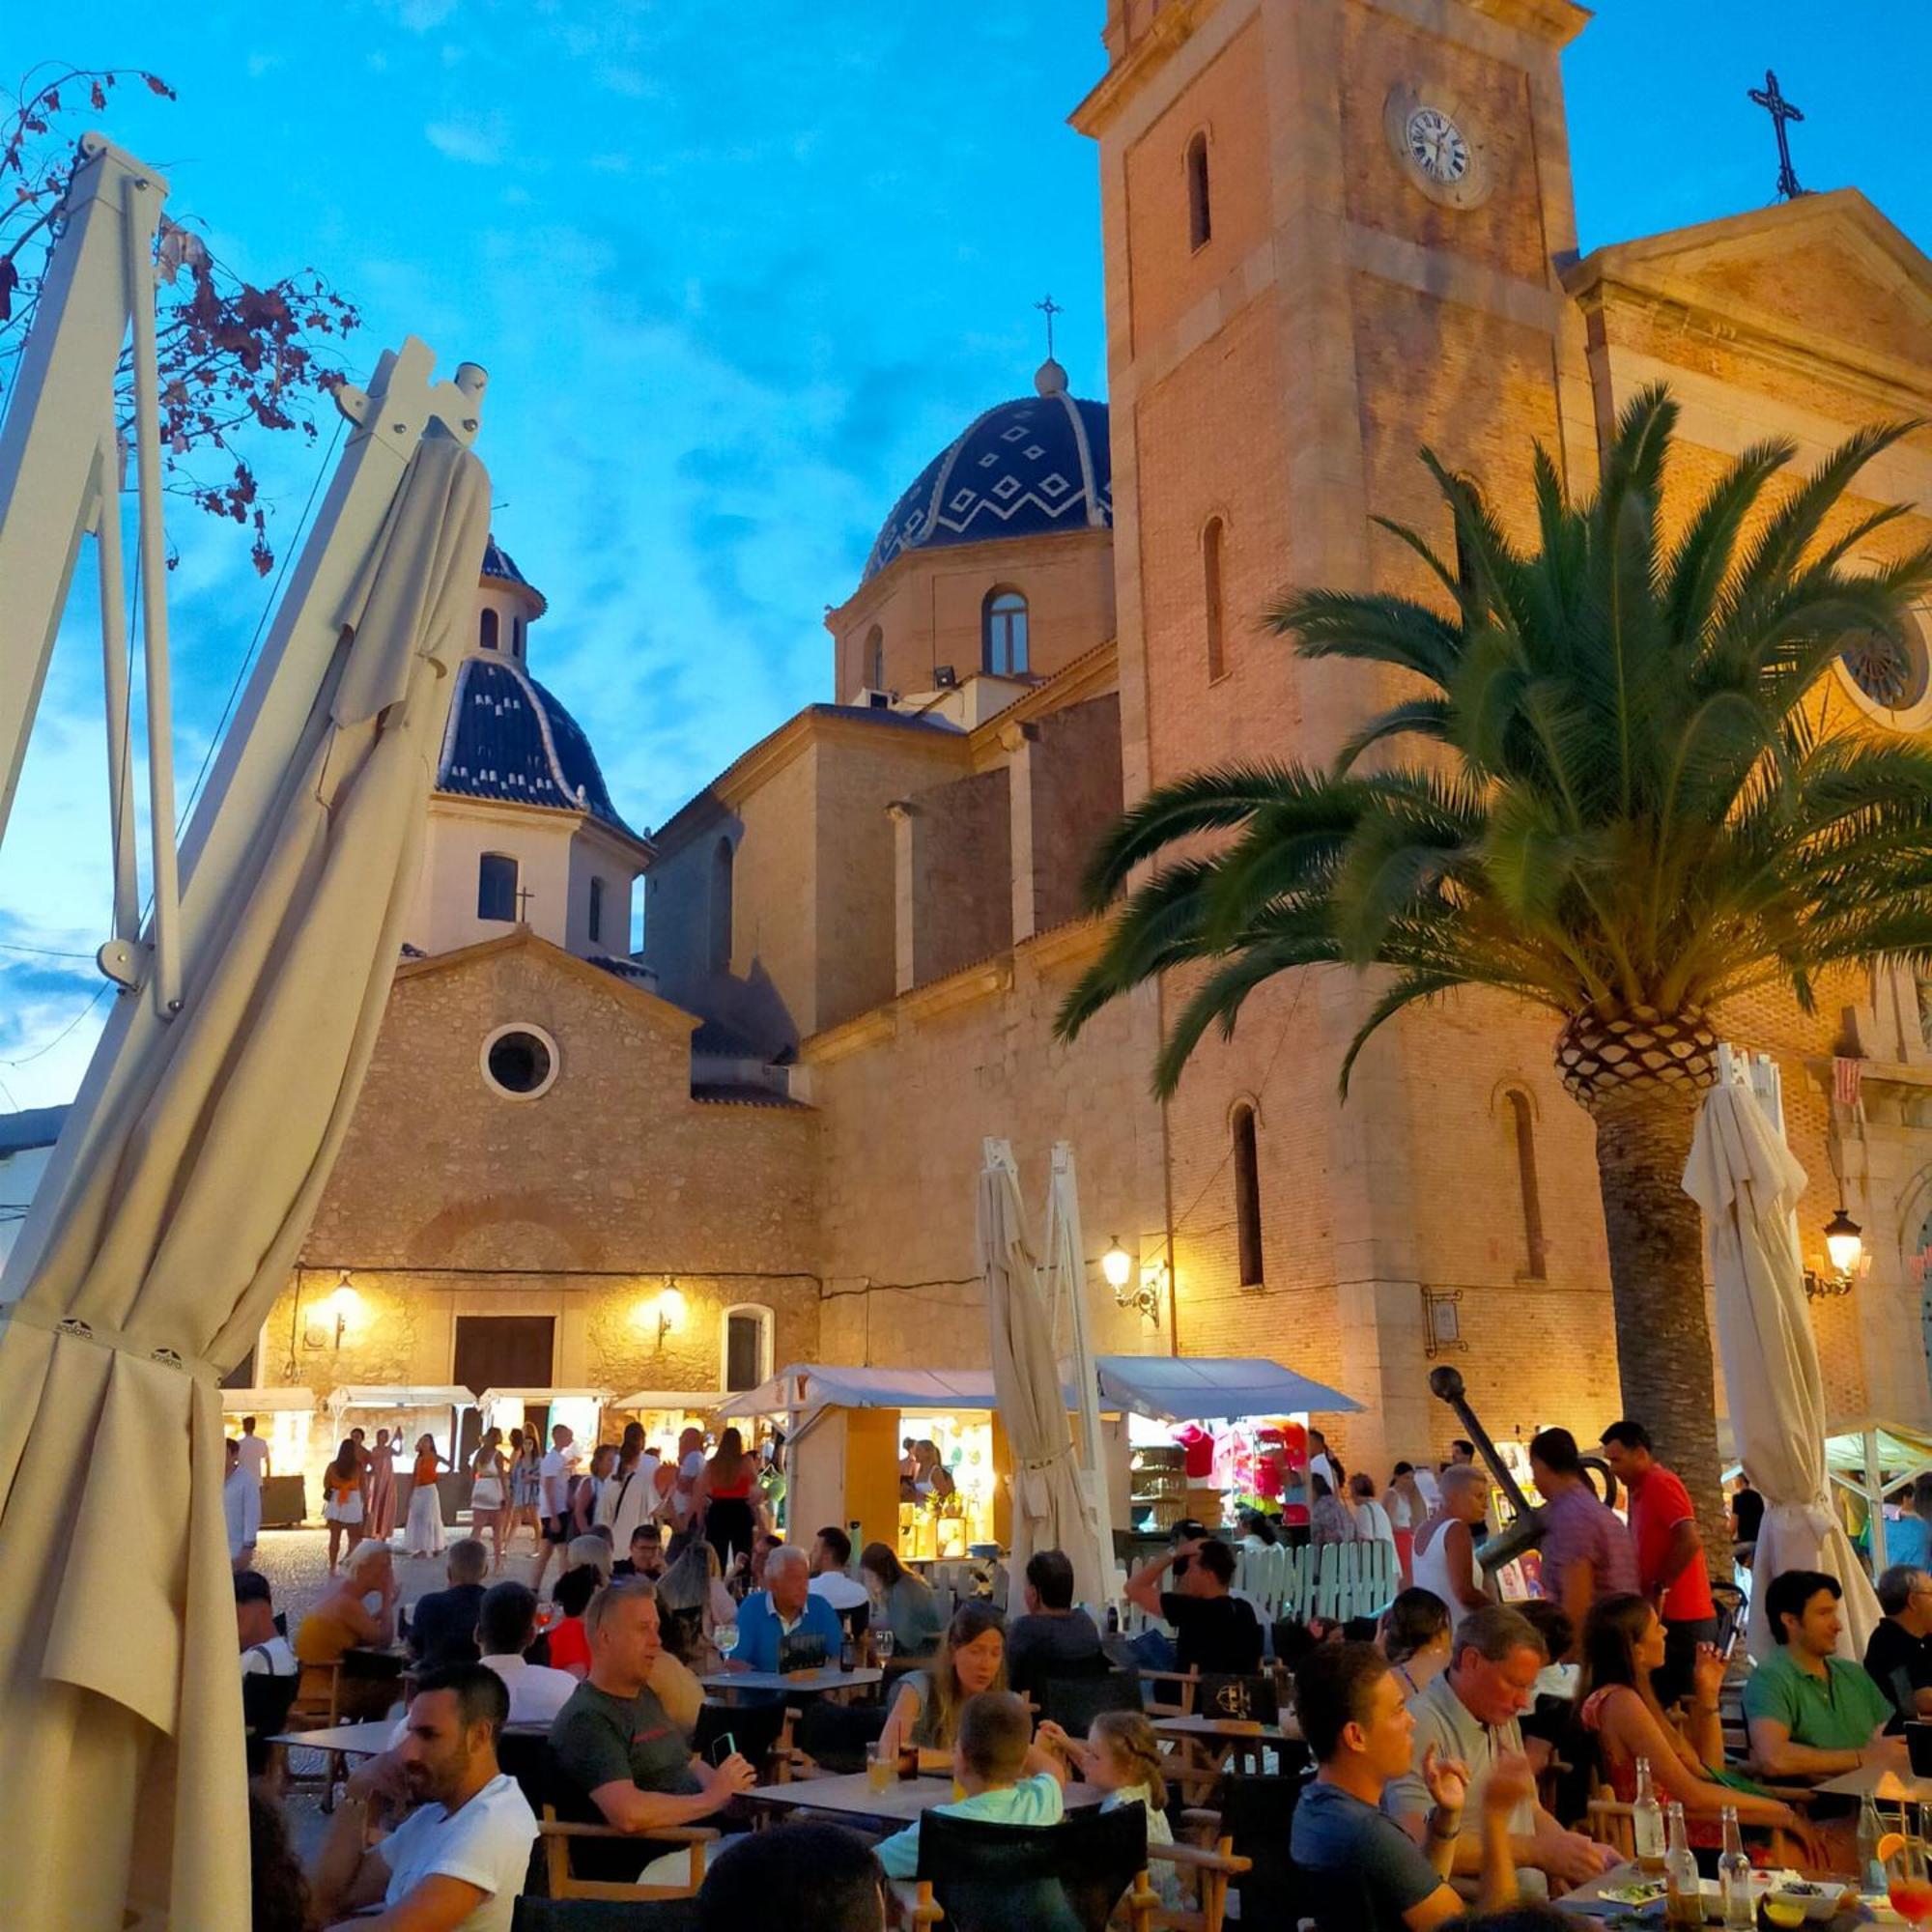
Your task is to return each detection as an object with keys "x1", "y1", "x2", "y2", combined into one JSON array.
[{"x1": 0, "y1": 939, "x2": 96, "y2": 960}]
